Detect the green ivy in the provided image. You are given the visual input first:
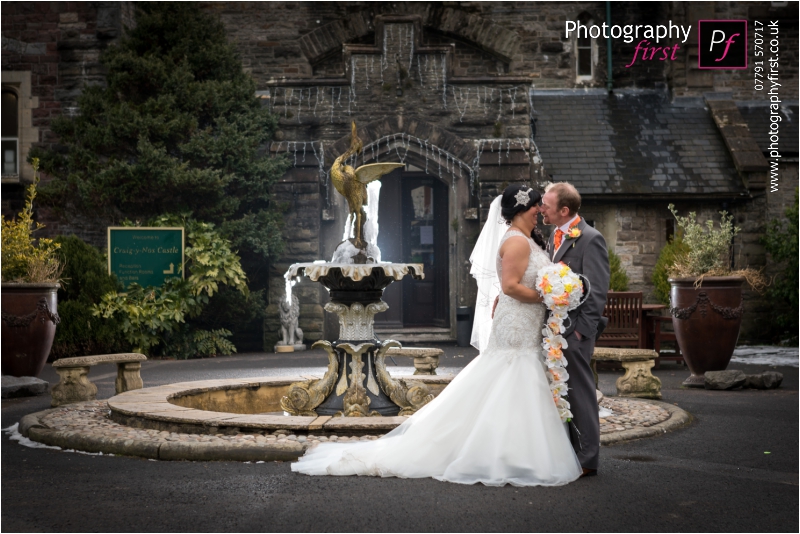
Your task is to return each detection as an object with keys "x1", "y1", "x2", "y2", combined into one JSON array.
[{"x1": 761, "y1": 188, "x2": 799, "y2": 334}]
